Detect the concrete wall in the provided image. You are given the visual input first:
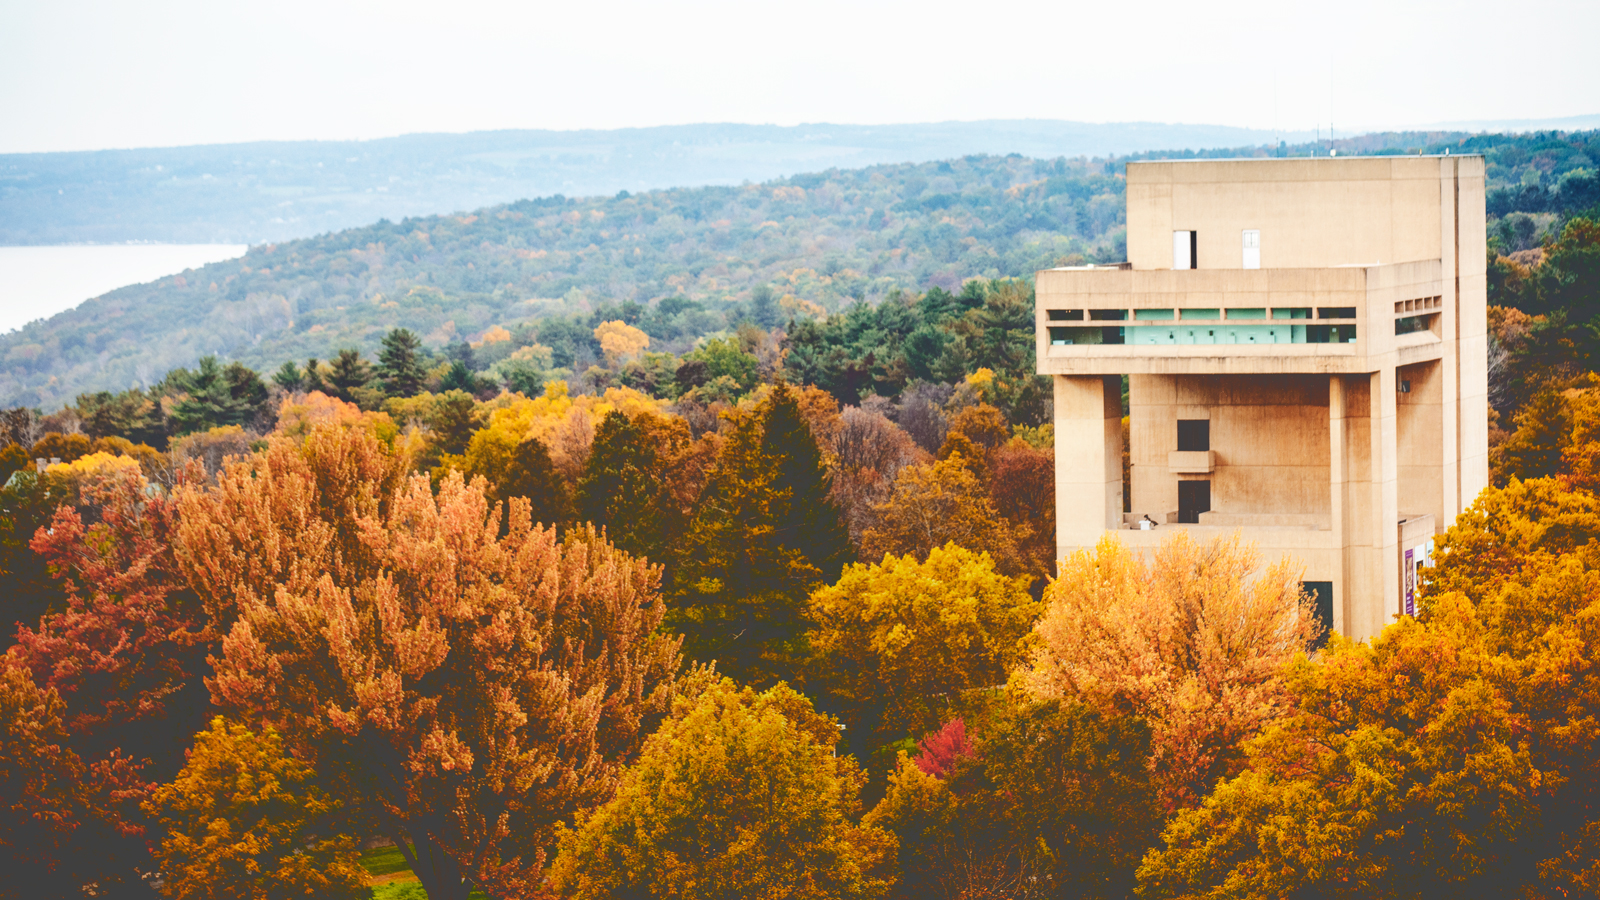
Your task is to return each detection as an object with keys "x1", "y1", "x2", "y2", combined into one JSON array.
[
  {"x1": 1126, "y1": 157, "x2": 1459, "y2": 271},
  {"x1": 1129, "y1": 375, "x2": 1331, "y2": 521}
]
